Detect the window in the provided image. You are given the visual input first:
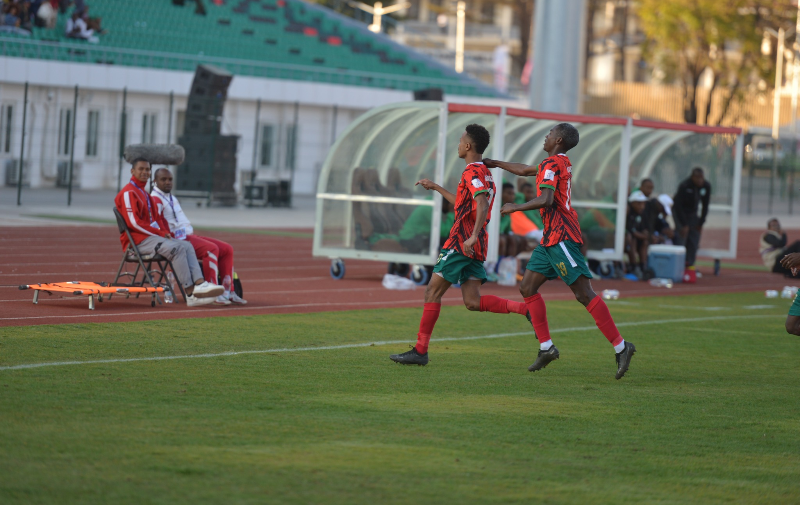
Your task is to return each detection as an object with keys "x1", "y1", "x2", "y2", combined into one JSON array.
[
  {"x1": 259, "y1": 124, "x2": 274, "y2": 167},
  {"x1": 285, "y1": 124, "x2": 297, "y2": 170},
  {"x1": 0, "y1": 104, "x2": 13, "y2": 154},
  {"x1": 141, "y1": 113, "x2": 157, "y2": 143},
  {"x1": 58, "y1": 108, "x2": 73, "y2": 156},
  {"x1": 86, "y1": 110, "x2": 100, "y2": 157}
]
